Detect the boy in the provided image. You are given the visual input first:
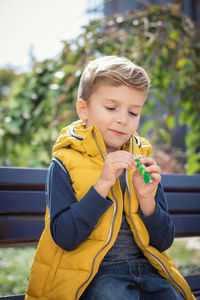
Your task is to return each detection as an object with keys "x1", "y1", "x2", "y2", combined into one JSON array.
[{"x1": 25, "y1": 56, "x2": 194, "y2": 299}]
